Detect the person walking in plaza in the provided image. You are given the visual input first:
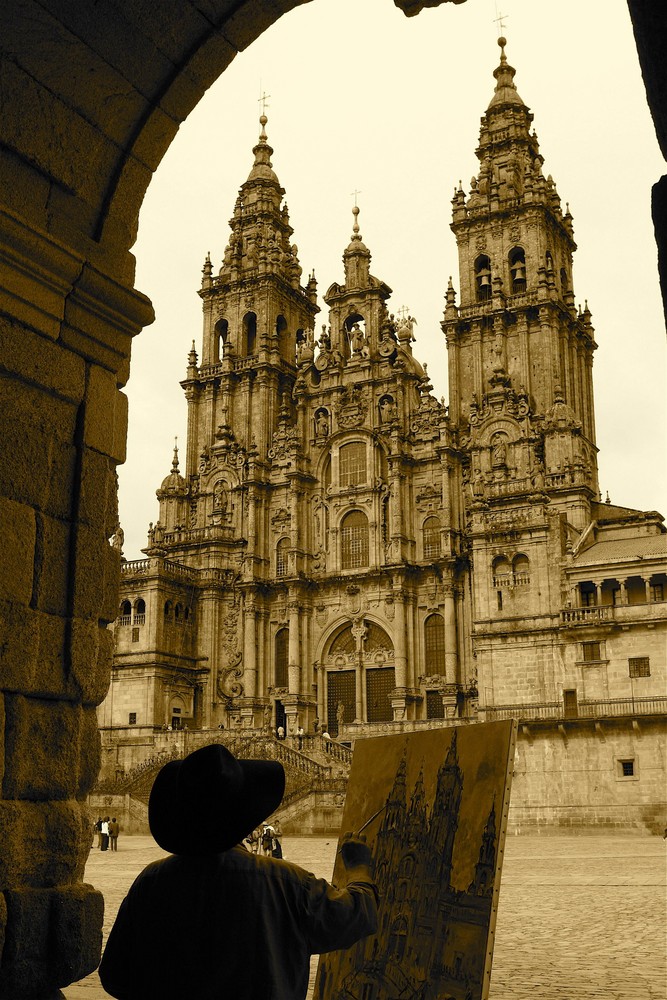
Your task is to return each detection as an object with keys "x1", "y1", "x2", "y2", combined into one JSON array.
[
  {"x1": 99, "y1": 742, "x2": 378, "y2": 1000},
  {"x1": 261, "y1": 823, "x2": 275, "y2": 856},
  {"x1": 109, "y1": 817, "x2": 120, "y2": 852},
  {"x1": 100, "y1": 816, "x2": 110, "y2": 852}
]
